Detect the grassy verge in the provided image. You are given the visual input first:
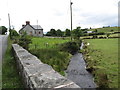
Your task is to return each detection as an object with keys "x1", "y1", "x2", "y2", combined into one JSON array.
[
  {"x1": 29, "y1": 37, "x2": 72, "y2": 76},
  {"x1": 2, "y1": 36, "x2": 24, "y2": 88},
  {"x1": 82, "y1": 38, "x2": 118, "y2": 88}
]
